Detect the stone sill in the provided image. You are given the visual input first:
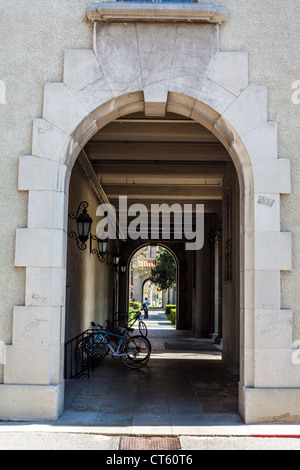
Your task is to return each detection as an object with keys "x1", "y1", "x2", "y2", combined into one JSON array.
[{"x1": 86, "y1": 2, "x2": 228, "y2": 24}]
